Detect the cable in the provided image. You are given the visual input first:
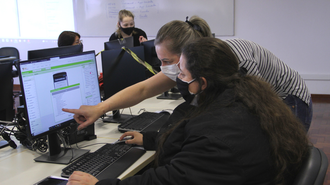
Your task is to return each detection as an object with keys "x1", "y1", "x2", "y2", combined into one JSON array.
[
  {"x1": 95, "y1": 50, "x2": 104, "y2": 57},
  {"x1": 122, "y1": 47, "x2": 159, "y2": 75}
]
